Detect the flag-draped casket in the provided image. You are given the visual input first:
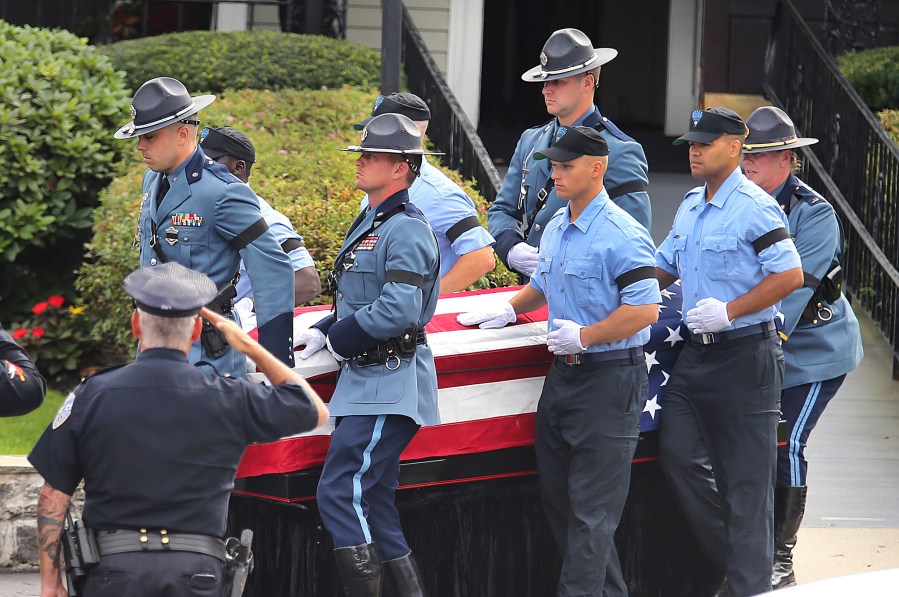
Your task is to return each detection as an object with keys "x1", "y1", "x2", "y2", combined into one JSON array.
[{"x1": 229, "y1": 283, "x2": 721, "y2": 596}]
